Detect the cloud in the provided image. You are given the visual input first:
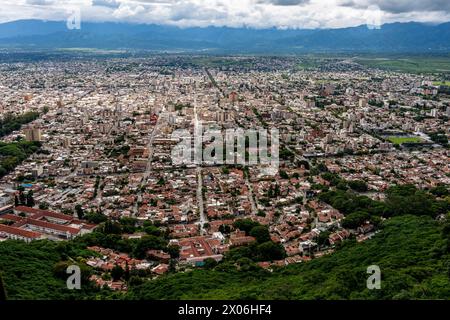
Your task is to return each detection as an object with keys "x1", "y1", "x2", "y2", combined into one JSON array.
[
  {"x1": 338, "y1": 0, "x2": 450, "y2": 14},
  {"x1": 112, "y1": 3, "x2": 146, "y2": 18},
  {"x1": 92, "y1": 0, "x2": 122, "y2": 9},
  {"x1": 25, "y1": 0, "x2": 57, "y2": 5},
  {"x1": 1, "y1": 0, "x2": 450, "y2": 28},
  {"x1": 256, "y1": 0, "x2": 310, "y2": 5}
]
